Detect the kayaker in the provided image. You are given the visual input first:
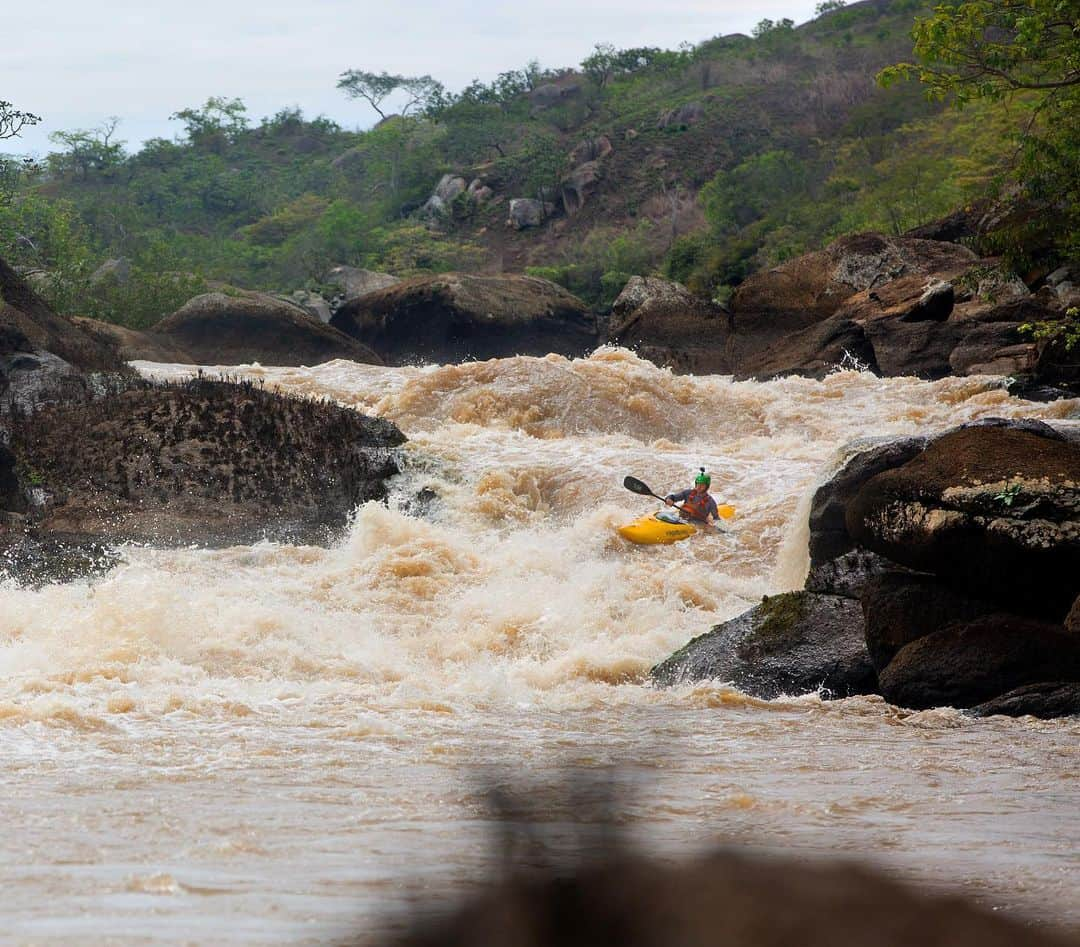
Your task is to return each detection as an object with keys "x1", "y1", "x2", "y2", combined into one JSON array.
[{"x1": 665, "y1": 468, "x2": 721, "y2": 527}]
